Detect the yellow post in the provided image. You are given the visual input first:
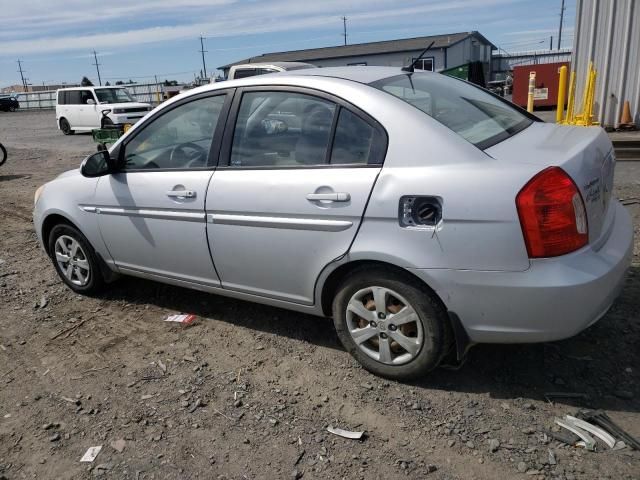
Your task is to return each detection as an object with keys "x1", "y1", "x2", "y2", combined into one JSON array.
[
  {"x1": 565, "y1": 70, "x2": 576, "y2": 124},
  {"x1": 556, "y1": 65, "x2": 567, "y2": 123},
  {"x1": 527, "y1": 71, "x2": 536, "y2": 113}
]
